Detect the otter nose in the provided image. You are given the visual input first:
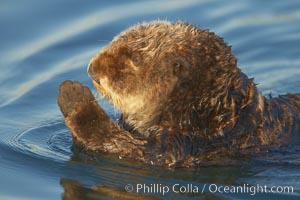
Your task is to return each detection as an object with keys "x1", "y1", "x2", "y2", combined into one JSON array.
[{"x1": 87, "y1": 62, "x2": 100, "y2": 84}]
